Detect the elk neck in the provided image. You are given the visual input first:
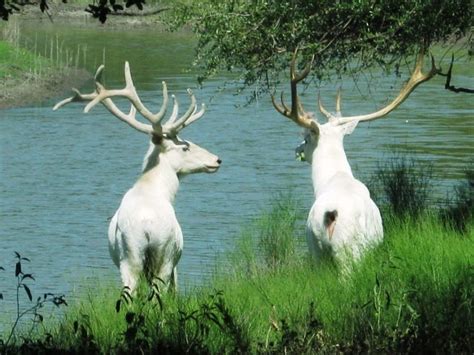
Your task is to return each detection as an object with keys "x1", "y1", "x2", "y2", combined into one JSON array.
[
  {"x1": 135, "y1": 153, "x2": 180, "y2": 204},
  {"x1": 311, "y1": 133, "x2": 353, "y2": 197}
]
